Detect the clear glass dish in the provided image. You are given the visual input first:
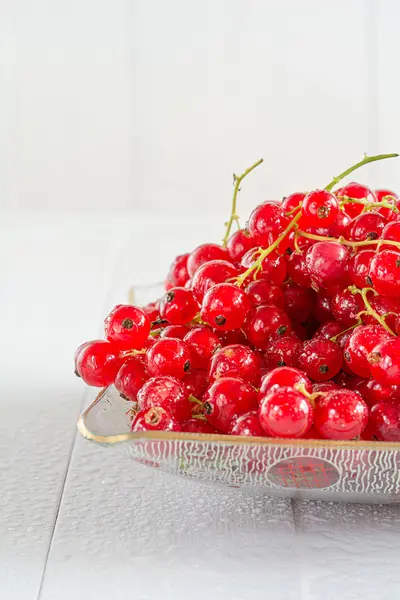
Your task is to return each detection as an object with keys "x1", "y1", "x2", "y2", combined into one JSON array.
[{"x1": 77, "y1": 283, "x2": 400, "y2": 504}]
